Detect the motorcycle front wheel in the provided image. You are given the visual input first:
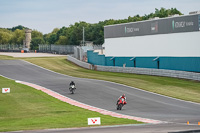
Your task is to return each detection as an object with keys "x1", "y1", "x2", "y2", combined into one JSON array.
[{"x1": 69, "y1": 88, "x2": 74, "y2": 94}]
